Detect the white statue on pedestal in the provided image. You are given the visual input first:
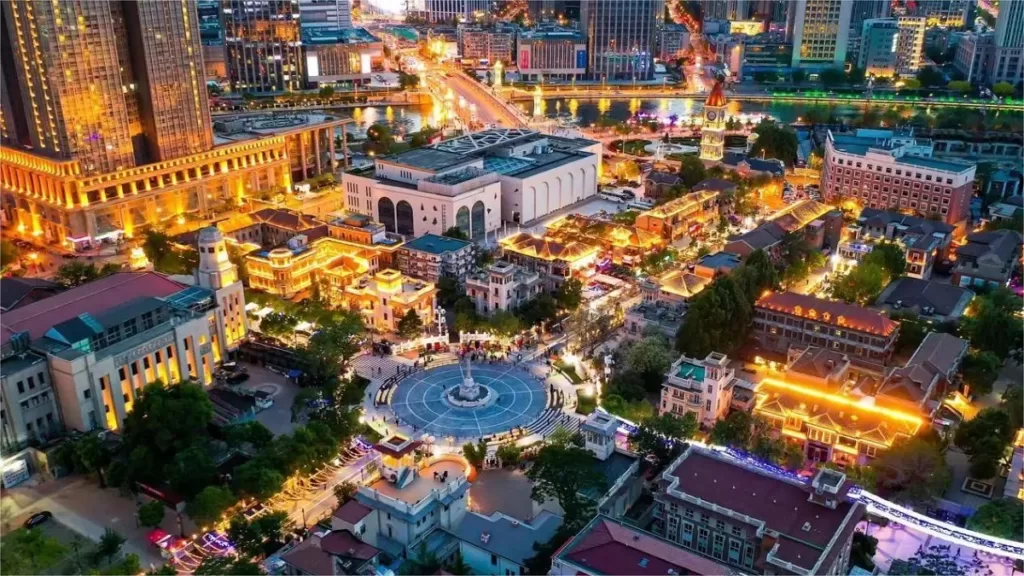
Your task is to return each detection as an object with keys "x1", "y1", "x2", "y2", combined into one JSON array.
[{"x1": 459, "y1": 355, "x2": 480, "y2": 401}]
